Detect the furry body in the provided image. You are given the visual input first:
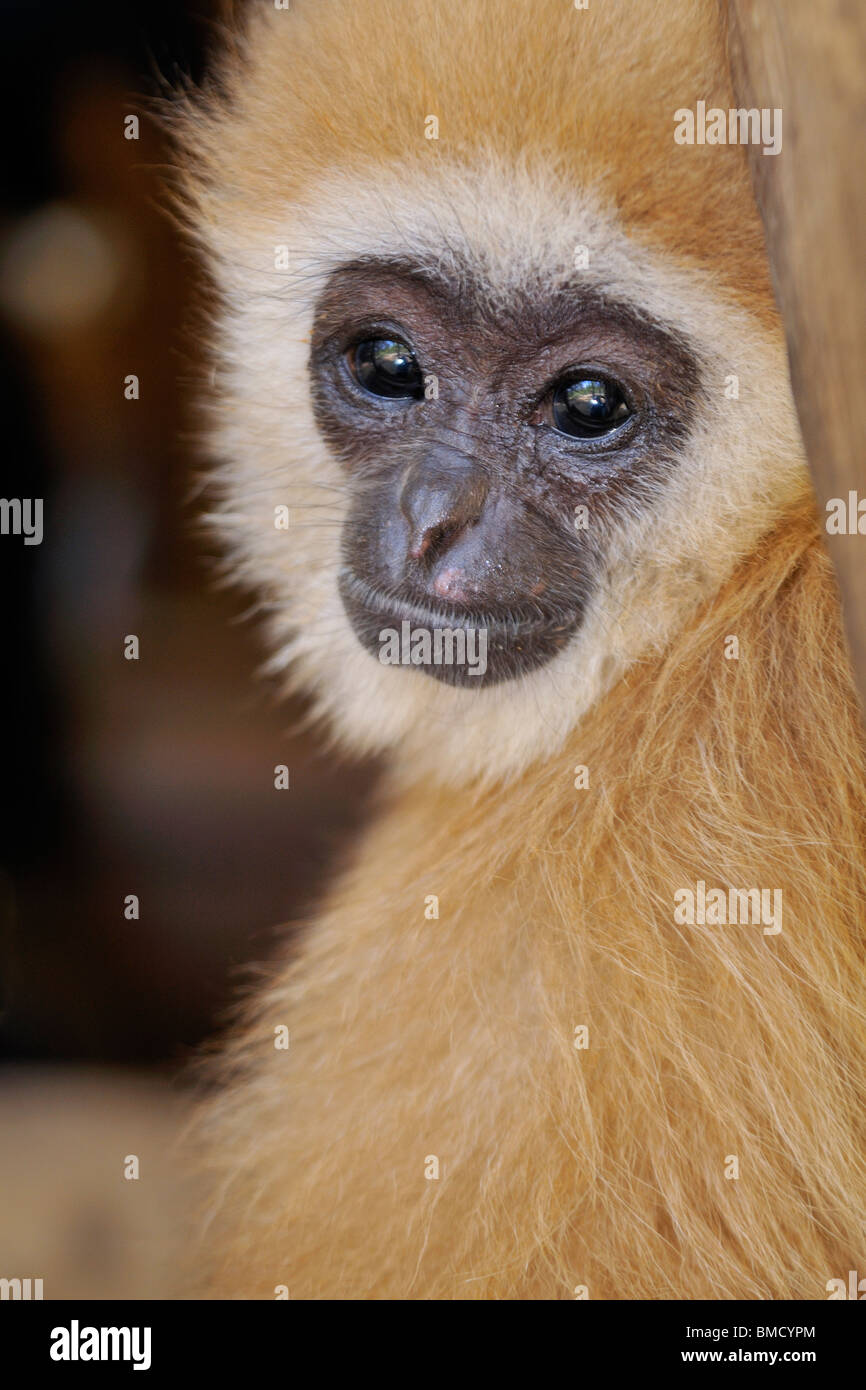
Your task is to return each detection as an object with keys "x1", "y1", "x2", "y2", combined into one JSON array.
[
  {"x1": 194, "y1": 505, "x2": 866, "y2": 1299},
  {"x1": 180, "y1": 0, "x2": 866, "y2": 1297}
]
